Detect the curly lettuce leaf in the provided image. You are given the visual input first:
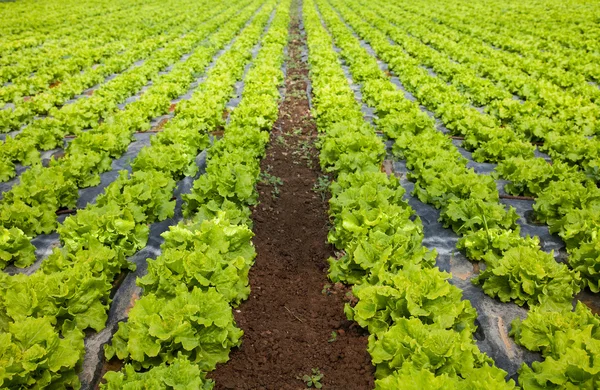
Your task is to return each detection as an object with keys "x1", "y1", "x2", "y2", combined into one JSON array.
[
  {"x1": 473, "y1": 246, "x2": 581, "y2": 310},
  {"x1": 346, "y1": 267, "x2": 477, "y2": 335},
  {"x1": 0, "y1": 318, "x2": 84, "y2": 389},
  {"x1": 101, "y1": 357, "x2": 214, "y2": 390},
  {"x1": 138, "y1": 213, "x2": 255, "y2": 305},
  {"x1": 104, "y1": 286, "x2": 243, "y2": 371}
]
